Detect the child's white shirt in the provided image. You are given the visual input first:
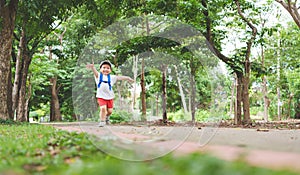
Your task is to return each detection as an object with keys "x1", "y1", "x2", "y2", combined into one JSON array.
[{"x1": 94, "y1": 72, "x2": 117, "y2": 100}]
